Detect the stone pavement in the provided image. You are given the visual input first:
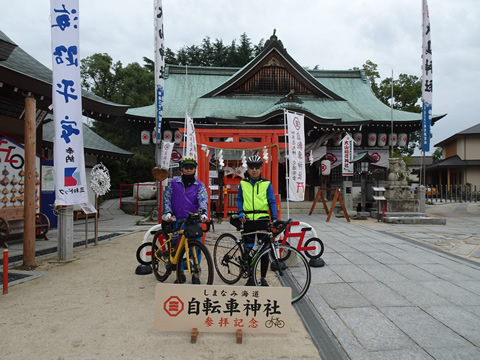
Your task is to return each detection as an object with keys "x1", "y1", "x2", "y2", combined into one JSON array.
[
  {"x1": 296, "y1": 201, "x2": 480, "y2": 359},
  {"x1": 4, "y1": 200, "x2": 480, "y2": 359}
]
